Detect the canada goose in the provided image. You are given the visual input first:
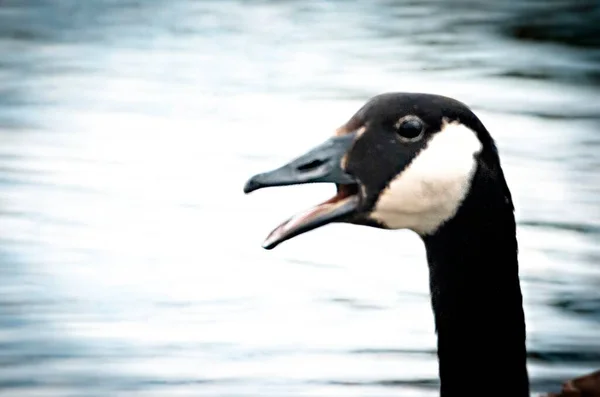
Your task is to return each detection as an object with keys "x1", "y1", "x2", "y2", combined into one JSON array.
[{"x1": 242, "y1": 92, "x2": 600, "y2": 397}]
